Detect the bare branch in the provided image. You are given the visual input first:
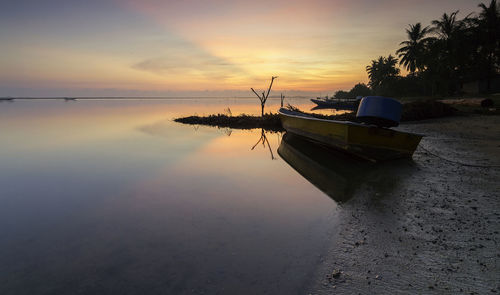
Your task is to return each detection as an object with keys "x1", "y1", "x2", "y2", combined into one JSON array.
[
  {"x1": 251, "y1": 88, "x2": 263, "y2": 102},
  {"x1": 262, "y1": 131, "x2": 275, "y2": 160},
  {"x1": 252, "y1": 76, "x2": 278, "y2": 116},
  {"x1": 250, "y1": 129, "x2": 275, "y2": 160},
  {"x1": 251, "y1": 132, "x2": 264, "y2": 150},
  {"x1": 265, "y1": 76, "x2": 278, "y2": 99}
]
